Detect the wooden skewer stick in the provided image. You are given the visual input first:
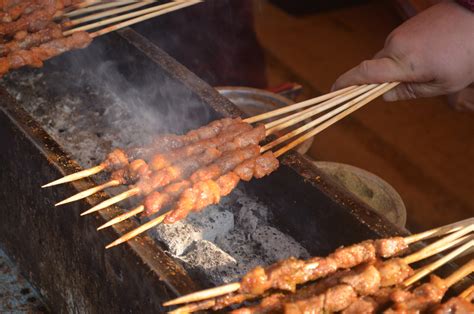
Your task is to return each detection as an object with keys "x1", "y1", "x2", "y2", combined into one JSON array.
[
  {"x1": 55, "y1": 179, "x2": 120, "y2": 206},
  {"x1": 403, "y1": 224, "x2": 473, "y2": 264},
  {"x1": 404, "y1": 217, "x2": 474, "y2": 244},
  {"x1": 403, "y1": 240, "x2": 473, "y2": 287},
  {"x1": 273, "y1": 82, "x2": 399, "y2": 158},
  {"x1": 403, "y1": 234, "x2": 473, "y2": 265},
  {"x1": 263, "y1": 84, "x2": 378, "y2": 133},
  {"x1": 42, "y1": 164, "x2": 105, "y2": 188},
  {"x1": 260, "y1": 86, "x2": 362, "y2": 132},
  {"x1": 64, "y1": 1, "x2": 183, "y2": 35},
  {"x1": 444, "y1": 259, "x2": 474, "y2": 288},
  {"x1": 264, "y1": 83, "x2": 390, "y2": 154},
  {"x1": 89, "y1": 0, "x2": 202, "y2": 38},
  {"x1": 80, "y1": 187, "x2": 140, "y2": 216},
  {"x1": 243, "y1": 85, "x2": 358, "y2": 124},
  {"x1": 163, "y1": 283, "x2": 241, "y2": 307},
  {"x1": 459, "y1": 284, "x2": 474, "y2": 300},
  {"x1": 105, "y1": 211, "x2": 168, "y2": 249},
  {"x1": 97, "y1": 205, "x2": 144, "y2": 230},
  {"x1": 67, "y1": 1, "x2": 154, "y2": 27},
  {"x1": 65, "y1": 0, "x2": 139, "y2": 18}
]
